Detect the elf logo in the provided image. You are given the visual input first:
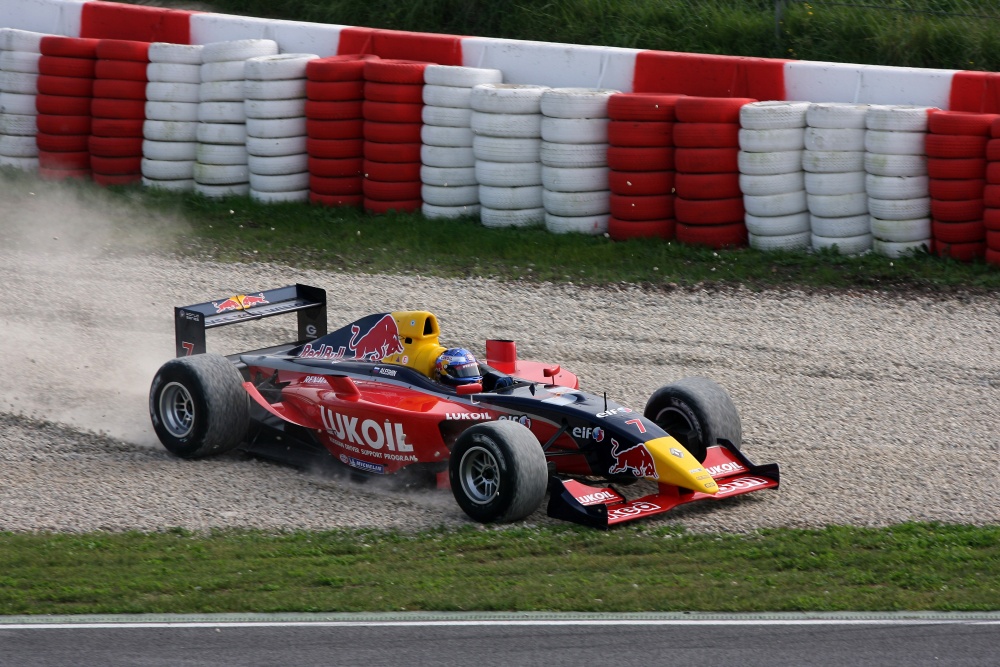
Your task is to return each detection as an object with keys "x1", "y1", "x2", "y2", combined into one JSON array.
[{"x1": 571, "y1": 426, "x2": 605, "y2": 442}]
